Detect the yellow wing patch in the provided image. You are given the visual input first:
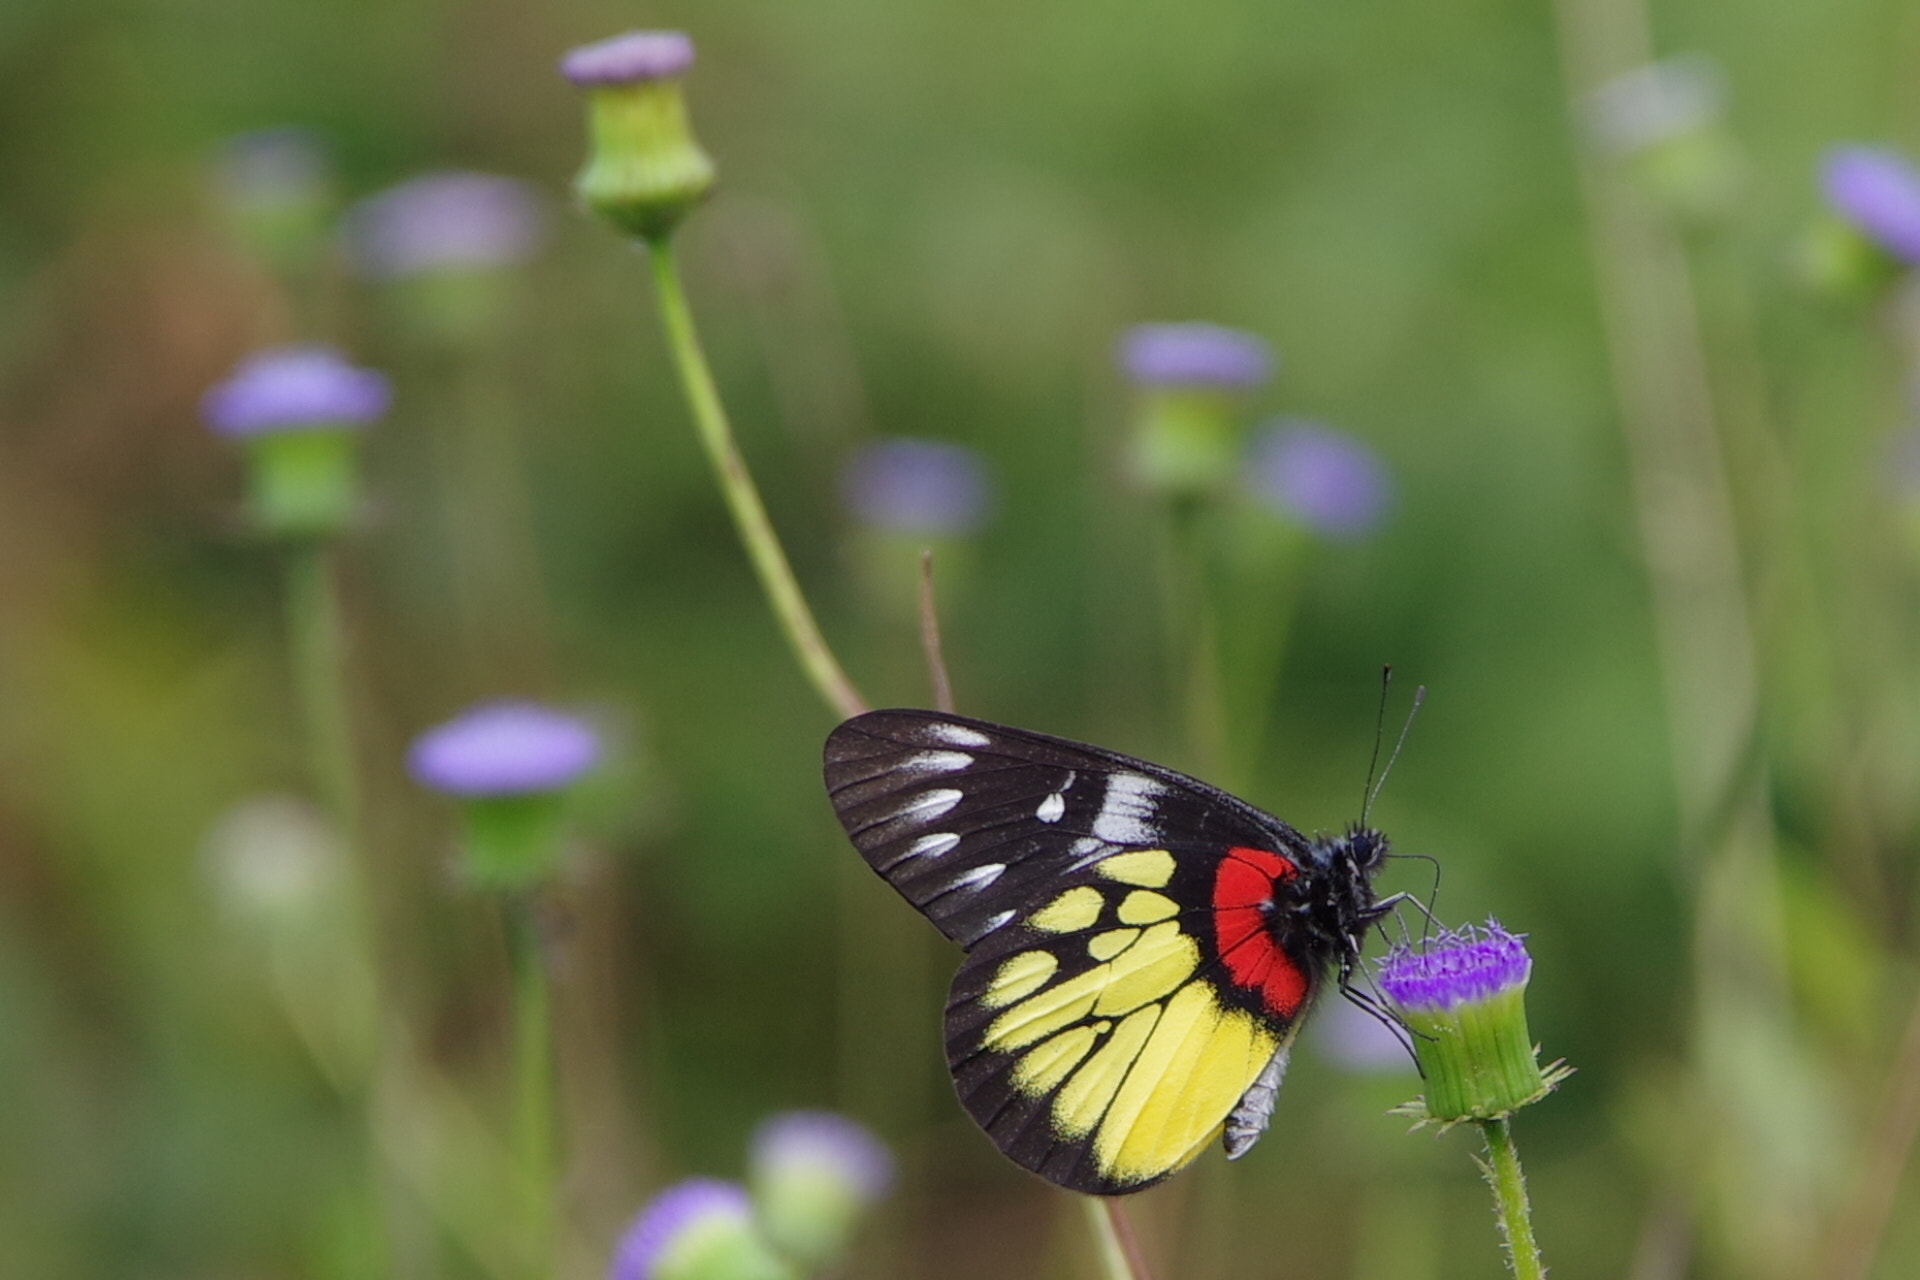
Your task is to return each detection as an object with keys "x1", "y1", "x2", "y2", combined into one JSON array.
[
  {"x1": 983, "y1": 921, "x2": 1197, "y2": 1050},
  {"x1": 1117, "y1": 890, "x2": 1179, "y2": 924},
  {"x1": 1098, "y1": 983, "x2": 1277, "y2": 1182},
  {"x1": 982, "y1": 950, "x2": 1058, "y2": 1008},
  {"x1": 1030, "y1": 886, "x2": 1104, "y2": 932},
  {"x1": 976, "y1": 906, "x2": 1282, "y2": 1190},
  {"x1": 1055, "y1": 1004, "x2": 1161, "y2": 1137},
  {"x1": 1096, "y1": 849, "x2": 1176, "y2": 888}
]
